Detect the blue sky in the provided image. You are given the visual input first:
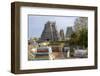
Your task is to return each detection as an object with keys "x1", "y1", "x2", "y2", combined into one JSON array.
[{"x1": 28, "y1": 15, "x2": 78, "y2": 39}]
